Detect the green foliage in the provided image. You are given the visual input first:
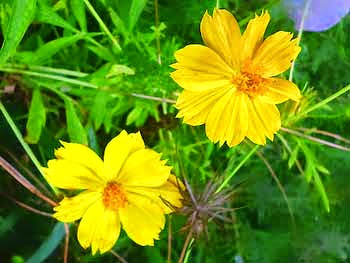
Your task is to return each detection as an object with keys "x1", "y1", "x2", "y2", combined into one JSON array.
[{"x1": 0, "y1": 0, "x2": 350, "y2": 262}]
